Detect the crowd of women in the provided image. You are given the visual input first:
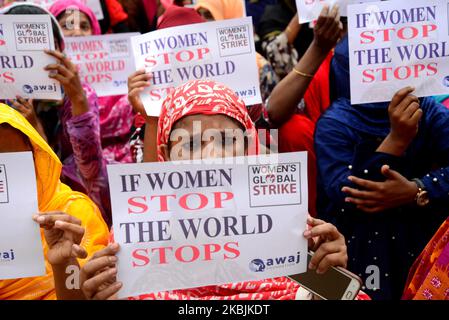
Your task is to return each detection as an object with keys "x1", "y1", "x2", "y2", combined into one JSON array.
[{"x1": 0, "y1": 0, "x2": 449, "y2": 301}]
